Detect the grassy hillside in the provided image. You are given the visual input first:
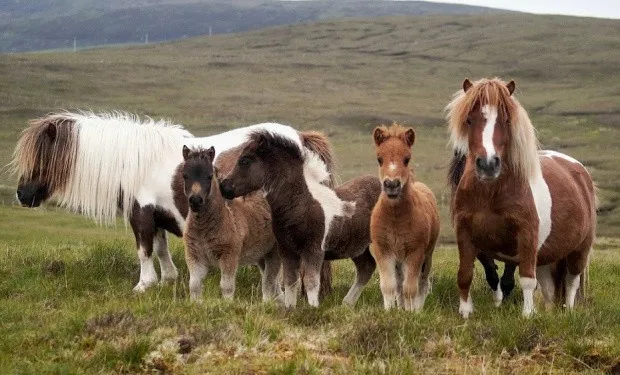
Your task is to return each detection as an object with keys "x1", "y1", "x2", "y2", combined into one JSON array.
[
  {"x1": 1, "y1": 14, "x2": 618, "y2": 239},
  {"x1": 0, "y1": 14, "x2": 619, "y2": 373},
  {"x1": 0, "y1": 0, "x2": 507, "y2": 52}
]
